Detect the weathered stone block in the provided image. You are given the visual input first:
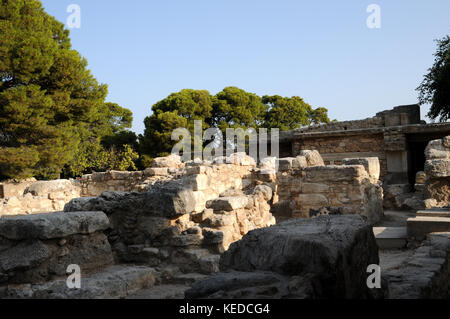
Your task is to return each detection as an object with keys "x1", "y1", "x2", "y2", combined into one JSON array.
[
  {"x1": 342, "y1": 157, "x2": 380, "y2": 181},
  {"x1": 304, "y1": 165, "x2": 367, "y2": 183},
  {"x1": 301, "y1": 183, "x2": 330, "y2": 194},
  {"x1": 206, "y1": 214, "x2": 236, "y2": 227},
  {"x1": 277, "y1": 158, "x2": 294, "y2": 171},
  {"x1": 0, "y1": 211, "x2": 110, "y2": 240},
  {"x1": 298, "y1": 194, "x2": 328, "y2": 206},
  {"x1": 189, "y1": 215, "x2": 380, "y2": 299},
  {"x1": 299, "y1": 150, "x2": 325, "y2": 167},
  {"x1": 186, "y1": 174, "x2": 209, "y2": 191},
  {"x1": 293, "y1": 156, "x2": 308, "y2": 169},
  {"x1": 202, "y1": 228, "x2": 224, "y2": 244},
  {"x1": 425, "y1": 139, "x2": 450, "y2": 160},
  {"x1": 144, "y1": 167, "x2": 169, "y2": 177},
  {"x1": 24, "y1": 180, "x2": 79, "y2": 197},
  {"x1": 416, "y1": 171, "x2": 426, "y2": 184},
  {"x1": 190, "y1": 191, "x2": 206, "y2": 213},
  {"x1": 66, "y1": 185, "x2": 198, "y2": 218},
  {"x1": 227, "y1": 152, "x2": 256, "y2": 166},
  {"x1": 425, "y1": 159, "x2": 450, "y2": 178},
  {"x1": 191, "y1": 209, "x2": 214, "y2": 223},
  {"x1": 207, "y1": 196, "x2": 248, "y2": 212},
  {"x1": 152, "y1": 154, "x2": 182, "y2": 168}
]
